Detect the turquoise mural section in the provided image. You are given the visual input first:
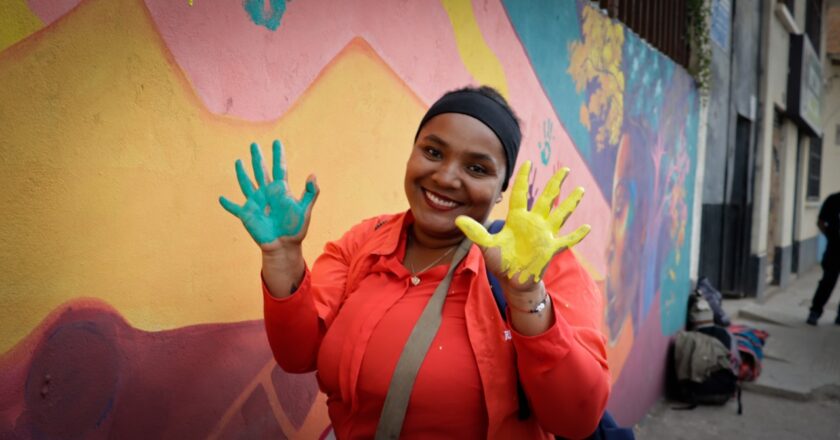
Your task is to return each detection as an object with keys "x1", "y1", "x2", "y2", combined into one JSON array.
[{"x1": 502, "y1": 0, "x2": 590, "y2": 164}]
